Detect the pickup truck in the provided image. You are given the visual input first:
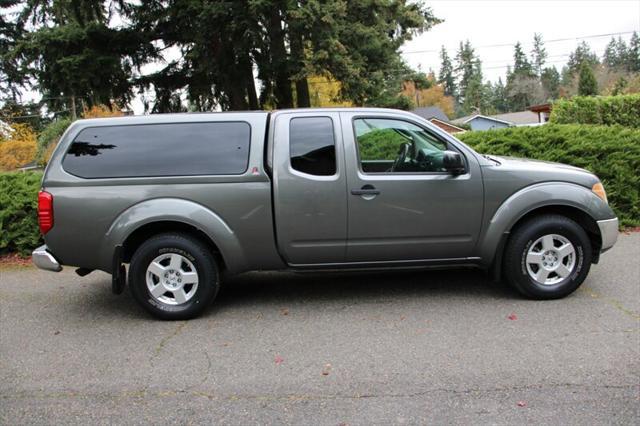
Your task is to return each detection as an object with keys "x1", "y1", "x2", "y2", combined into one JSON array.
[{"x1": 32, "y1": 108, "x2": 618, "y2": 319}]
